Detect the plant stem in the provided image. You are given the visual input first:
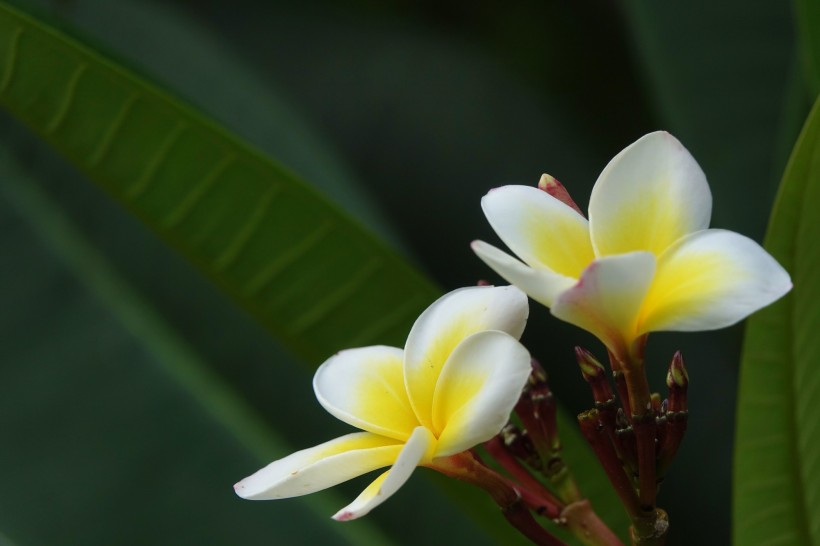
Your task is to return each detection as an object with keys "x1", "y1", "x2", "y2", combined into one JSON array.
[
  {"x1": 434, "y1": 452, "x2": 567, "y2": 546},
  {"x1": 578, "y1": 410, "x2": 642, "y2": 519},
  {"x1": 485, "y1": 436, "x2": 564, "y2": 513},
  {"x1": 619, "y1": 346, "x2": 669, "y2": 546},
  {"x1": 562, "y1": 500, "x2": 625, "y2": 546}
]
